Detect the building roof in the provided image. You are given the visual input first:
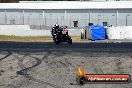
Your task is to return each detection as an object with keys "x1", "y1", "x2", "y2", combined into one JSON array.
[{"x1": 0, "y1": 1, "x2": 132, "y2": 10}]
